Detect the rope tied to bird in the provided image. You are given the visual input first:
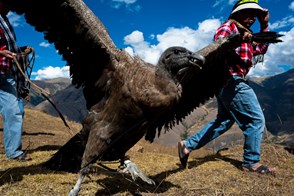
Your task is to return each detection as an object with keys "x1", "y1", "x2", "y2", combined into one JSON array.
[{"x1": 12, "y1": 47, "x2": 73, "y2": 134}]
